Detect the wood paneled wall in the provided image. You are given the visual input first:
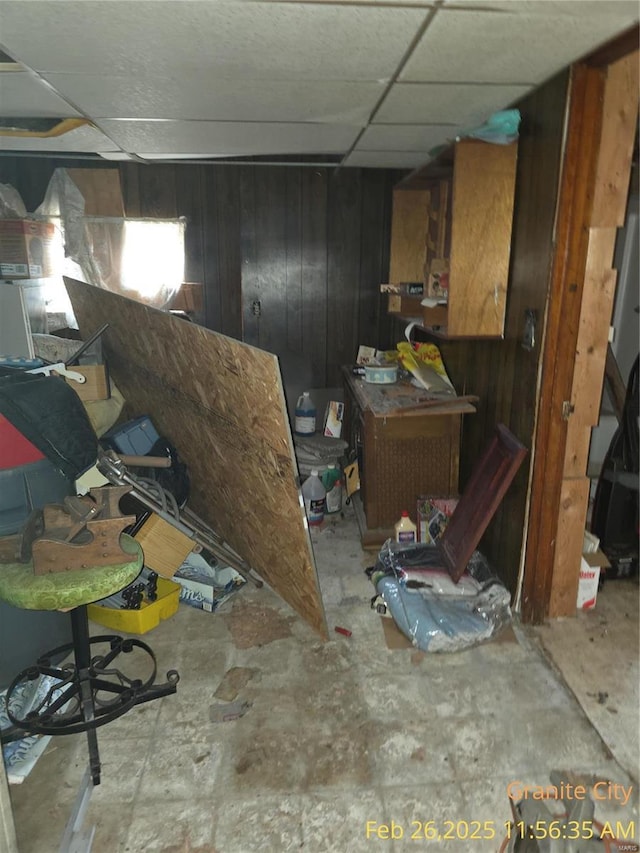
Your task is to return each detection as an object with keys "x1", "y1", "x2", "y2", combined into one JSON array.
[{"x1": 0, "y1": 158, "x2": 400, "y2": 388}]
